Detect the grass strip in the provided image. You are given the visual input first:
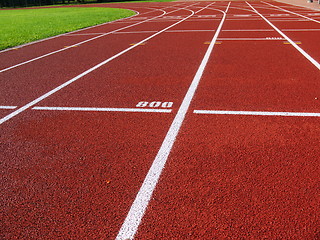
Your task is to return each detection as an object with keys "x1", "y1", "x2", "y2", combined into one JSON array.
[{"x1": 0, "y1": 7, "x2": 135, "y2": 50}]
